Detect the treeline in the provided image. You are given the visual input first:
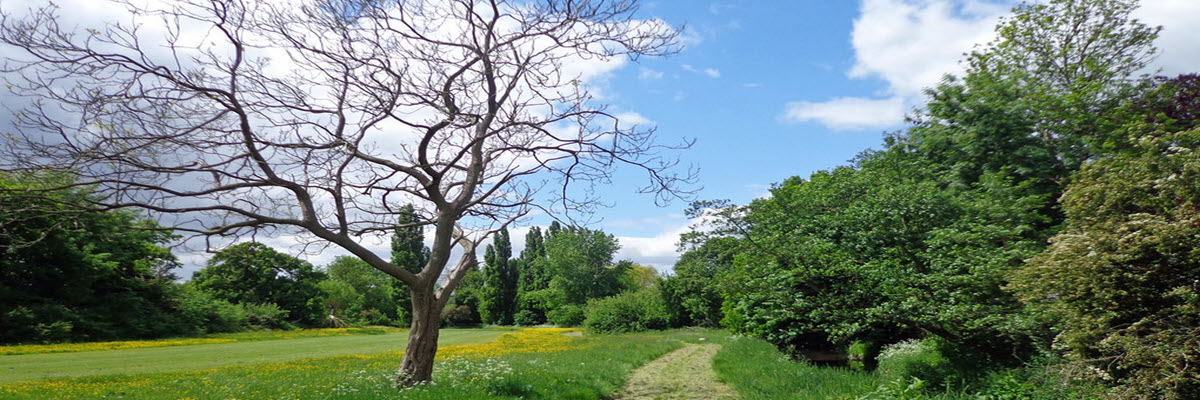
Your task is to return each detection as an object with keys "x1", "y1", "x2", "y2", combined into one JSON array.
[
  {"x1": 0, "y1": 177, "x2": 664, "y2": 343},
  {"x1": 444, "y1": 222, "x2": 664, "y2": 331},
  {"x1": 659, "y1": 0, "x2": 1198, "y2": 398},
  {"x1": 0, "y1": 183, "x2": 436, "y2": 342}
]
